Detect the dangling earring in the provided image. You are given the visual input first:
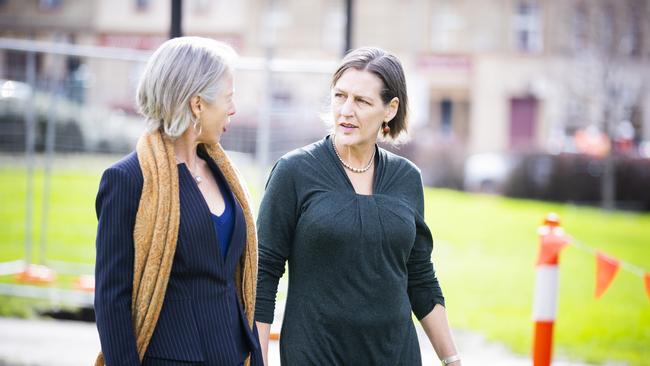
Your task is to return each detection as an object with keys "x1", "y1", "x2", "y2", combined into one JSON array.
[
  {"x1": 382, "y1": 121, "x2": 391, "y2": 135},
  {"x1": 192, "y1": 115, "x2": 202, "y2": 135}
]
